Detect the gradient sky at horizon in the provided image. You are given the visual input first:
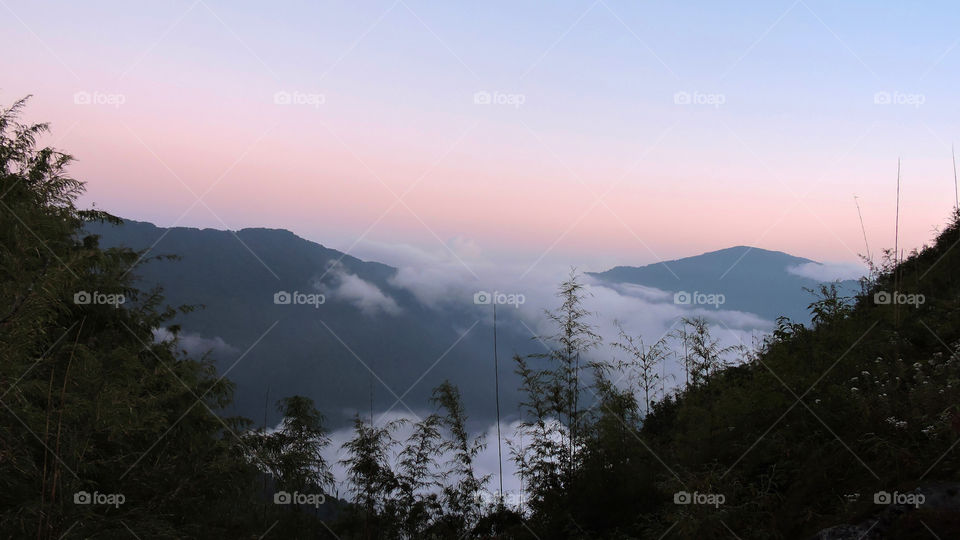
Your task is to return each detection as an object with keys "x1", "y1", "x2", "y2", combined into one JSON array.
[{"x1": 4, "y1": 0, "x2": 960, "y2": 270}]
